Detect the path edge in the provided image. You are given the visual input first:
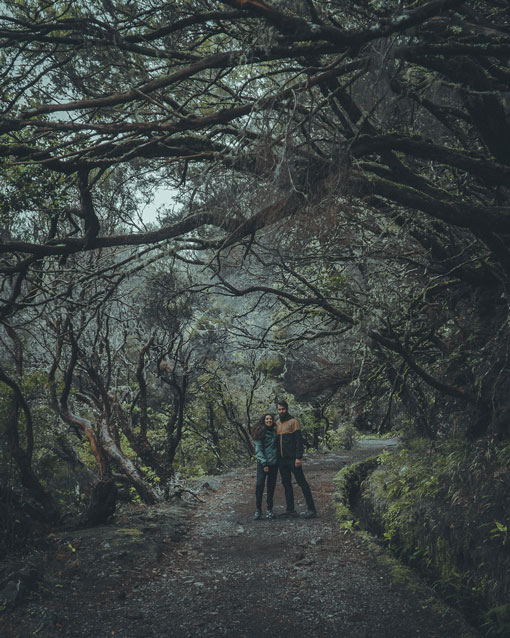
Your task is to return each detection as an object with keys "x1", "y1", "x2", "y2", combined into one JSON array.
[{"x1": 331, "y1": 457, "x2": 481, "y2": 638}]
